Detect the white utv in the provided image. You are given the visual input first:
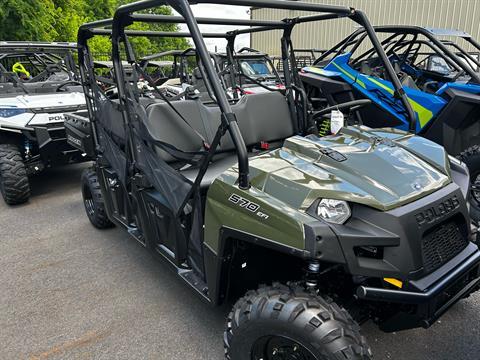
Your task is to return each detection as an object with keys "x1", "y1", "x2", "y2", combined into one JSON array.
[{"x1": 0, "y1": 42, "x2": 87, "y2": 205}]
